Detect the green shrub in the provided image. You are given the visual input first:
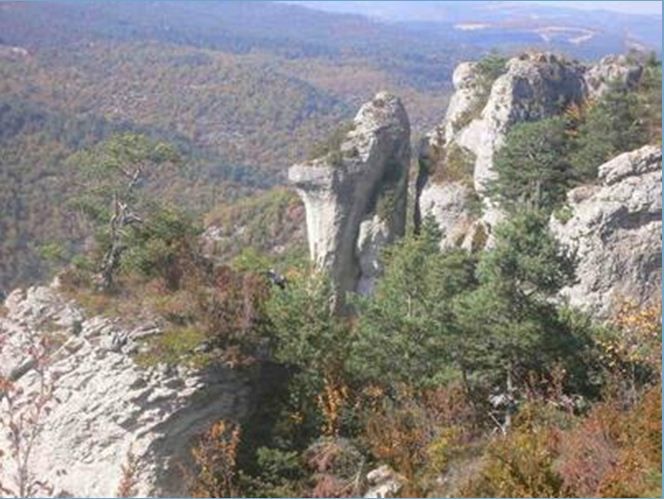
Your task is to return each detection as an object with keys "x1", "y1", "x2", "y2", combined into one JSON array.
[
  {"x1": 489, "y1": 116, "x2": 572, "y2": 214},
  {"x1": 553, "y1": 204, "x2": 574, "y2": 224}
]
